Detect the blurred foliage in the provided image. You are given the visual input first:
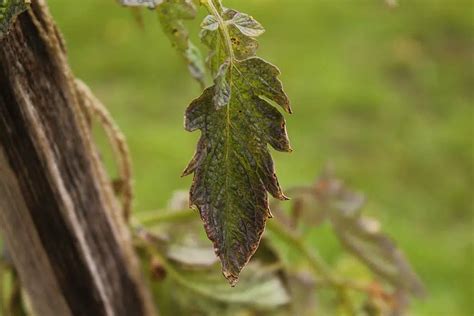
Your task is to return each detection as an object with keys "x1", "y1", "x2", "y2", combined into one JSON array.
[
  {"x1": 57, "y1": 0, "x2": 472, "y2": 314},
  {"x1": 1, "y1": 0, "x2": 472, "y2": 315},
  {"x1": 134, "y1": 170, "x2": 426, "y2": 315}
]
